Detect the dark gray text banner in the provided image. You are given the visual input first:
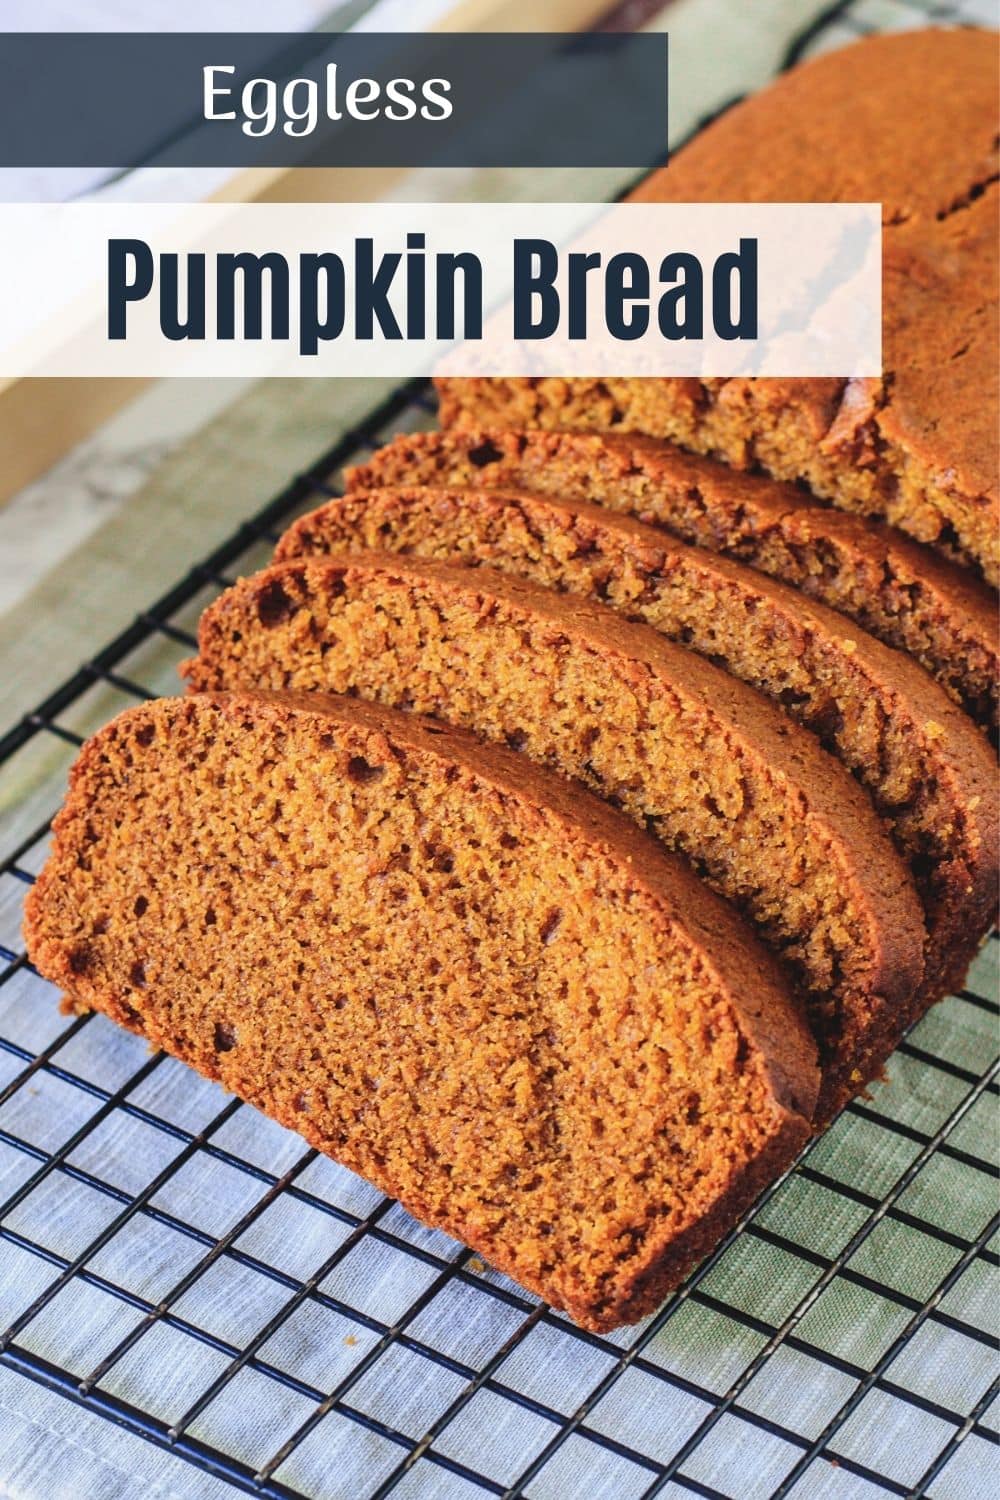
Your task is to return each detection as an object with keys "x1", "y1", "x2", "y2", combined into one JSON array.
[{"x1": 0, "y1": 32, "x2": 669, "y2": 170}]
